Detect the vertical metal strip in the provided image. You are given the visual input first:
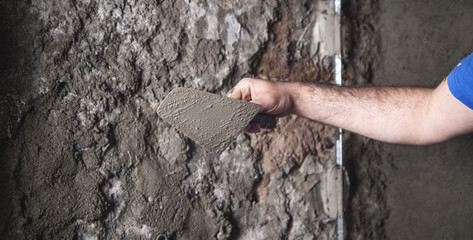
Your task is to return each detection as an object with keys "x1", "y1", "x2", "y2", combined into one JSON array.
[{"x1": 334, "y1": 0, "x2": 343, "y2": 240}]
